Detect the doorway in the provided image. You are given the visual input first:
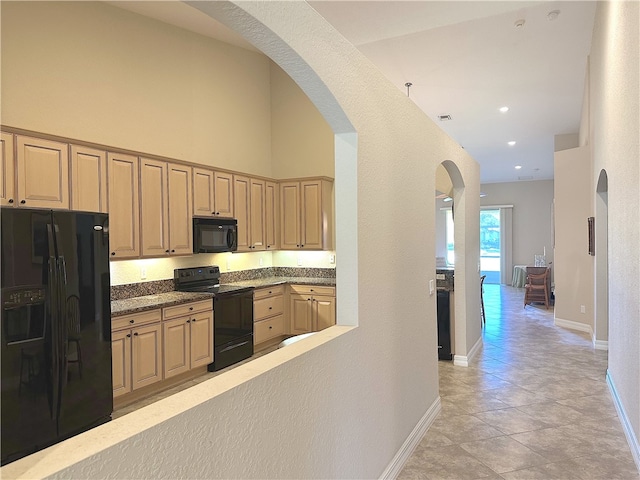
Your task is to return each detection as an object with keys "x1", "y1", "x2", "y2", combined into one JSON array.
[{"x1": 480, "y1": 209, "x2": 501, "y2": 284}]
